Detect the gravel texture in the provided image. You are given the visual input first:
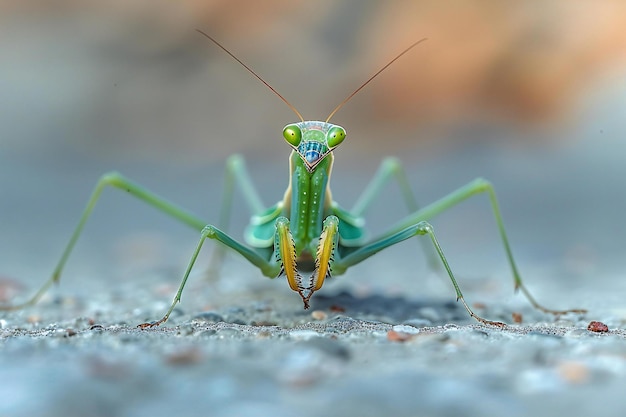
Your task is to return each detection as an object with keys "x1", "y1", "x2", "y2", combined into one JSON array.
[
  {"x1": 2, "y1": 6, "x2": 626, "y2": 416},
  {"x1": 1, "y1": 265, "x2": 626, "y2": 417}
]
